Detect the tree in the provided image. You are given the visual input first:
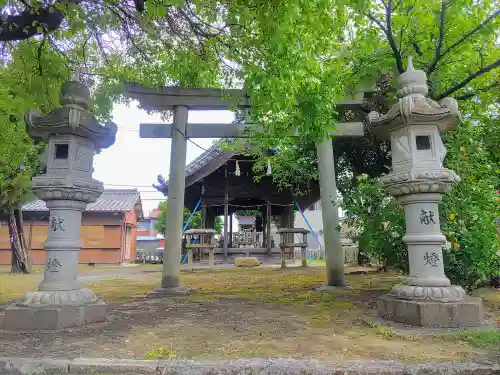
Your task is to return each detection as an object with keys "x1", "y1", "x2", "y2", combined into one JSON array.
[
  {"x1": 0, "y1": 41, "x2": 117, "y2": 273},
  {"x1": 244, "y1": 0, "x2": 500, "y2": 288},
  {"x1": 0, "y1": 44, "x2": 67, "y2": 273},
  {"x1": 155, "y1": 201, "x2": 222, "y2": 235},
  {"x1": 337, "y1": 1, "x2": 500, "y2": 289},
  {"x1": 0, "y1": 113, "x2": 39, "y2": 273}
]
